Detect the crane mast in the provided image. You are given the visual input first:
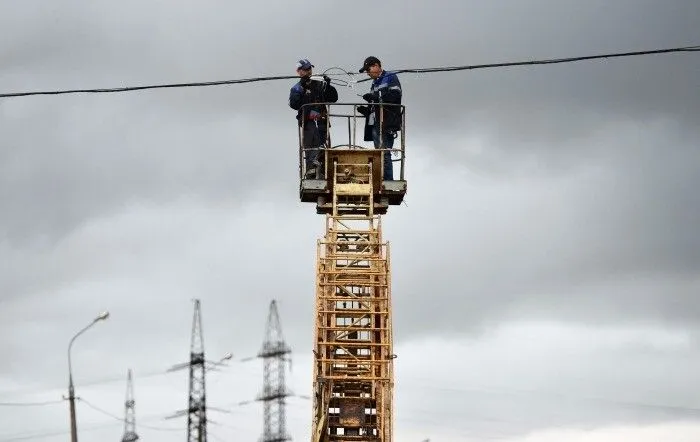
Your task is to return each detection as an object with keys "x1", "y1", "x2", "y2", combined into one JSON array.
[{"x1": 299, "y1": 102, "x2": 406, "y2": 442}]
